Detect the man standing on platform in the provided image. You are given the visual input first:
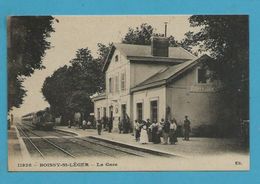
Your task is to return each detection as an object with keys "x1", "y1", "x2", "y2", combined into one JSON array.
[
  {"x1": 97, "y1": 119, "x2": 102, "y2": 135},
  {"x1": 102, "y1": 115, "x2": 108, "y2": 131},
  {"x1": 118, "y1": 117, "x2": 122, "y2": 134},
  {"x1": 183, "y1": 115, "x2": 191, "y2": 141},
  {"x1": 162, "y1": 119, "x2": 170, "y2": 144},
  {"x1": 108, "y1": 117, "x2": 113, "y2": 133}
]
